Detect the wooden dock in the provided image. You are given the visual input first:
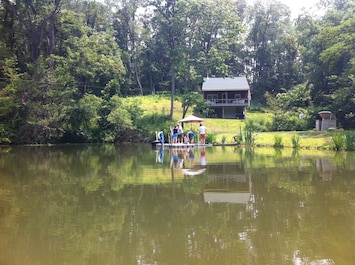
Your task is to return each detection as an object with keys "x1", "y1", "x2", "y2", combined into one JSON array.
[{"x1": 152, "y1": 141, "x2": 213, "y2": 148}]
